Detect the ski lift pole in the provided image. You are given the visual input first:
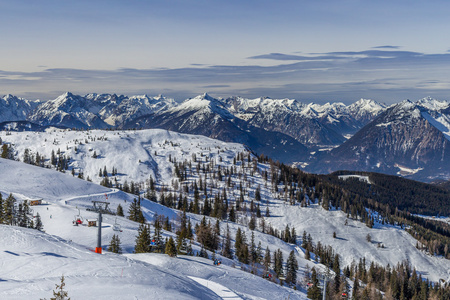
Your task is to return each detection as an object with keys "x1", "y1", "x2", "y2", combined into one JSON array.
[
  {"x1": 322, "y1": 269, "x2": 332, "y2": 300},
  {"x1": 95, "y1": 211, "x2": 102, "y2": 254}
]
